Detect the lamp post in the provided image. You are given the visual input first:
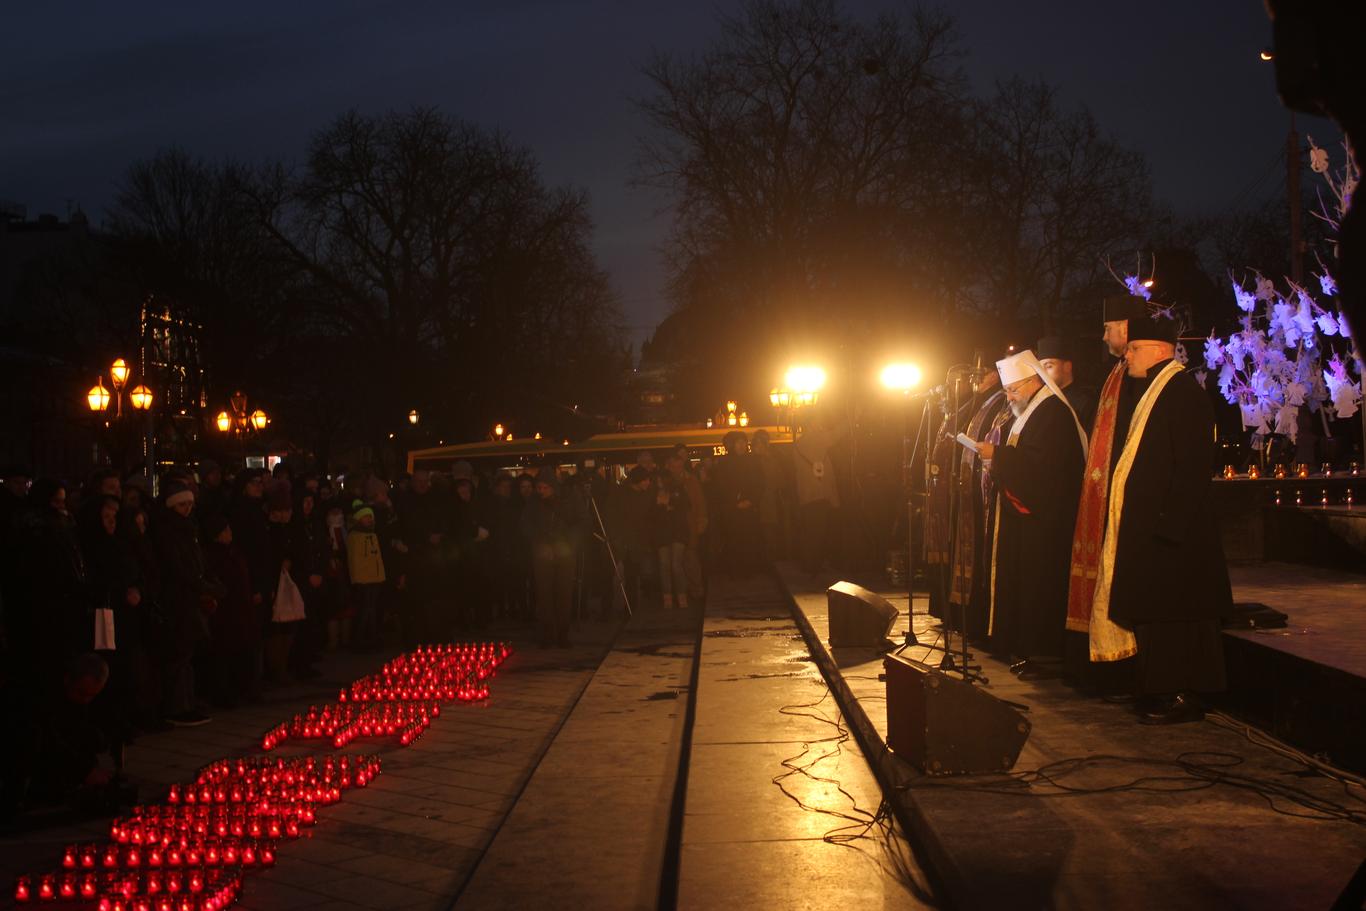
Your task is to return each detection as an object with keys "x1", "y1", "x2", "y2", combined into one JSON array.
[
  {"x1": 85, "y1": 361, "x2": 155, "y2": 474},
  {"x1": 129, "y1": 383, "x2": 155, "y2": 484},
  {"x1": 216, "y1": 391, "x2": 269, "y2": 465},
  {"x1": 408, "y1": 409, "x2": 420, "y2": 426},
  {"x1": 109, "y1": 358, "x2": 129, "y2": 418},
  {"x1": 881, "y1": 361, "x2": 923, "y2": 605},
  {"x1": 784, "y1": 364, "x2": 827, "y2": 439}
]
